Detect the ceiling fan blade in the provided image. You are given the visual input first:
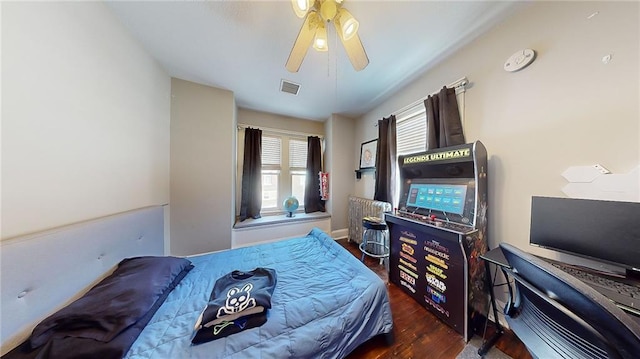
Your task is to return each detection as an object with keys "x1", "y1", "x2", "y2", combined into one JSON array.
[
  {"x1": 285, "y1": 12, "x2": 319, "y2": 73},
  {"x1": 334, "y1": 20, "x2": 369, "y2": 71}
]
